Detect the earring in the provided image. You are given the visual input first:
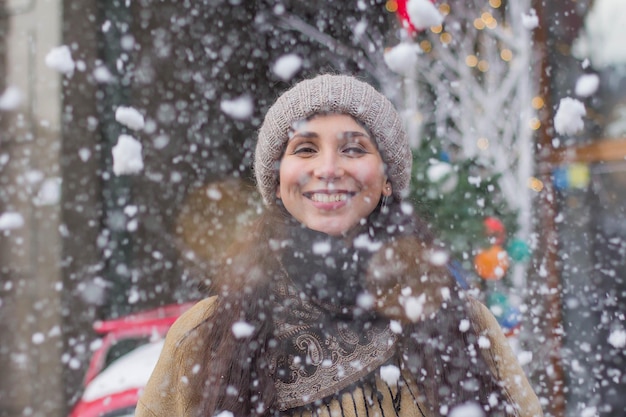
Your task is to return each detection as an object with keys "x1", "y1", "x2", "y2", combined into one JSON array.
[
  {"x1": 381, "y1": 192, "x2": 390, "y2": 210},
  {"x1": 381, "y1": 185, "x2": 391, "y2": 212}
]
